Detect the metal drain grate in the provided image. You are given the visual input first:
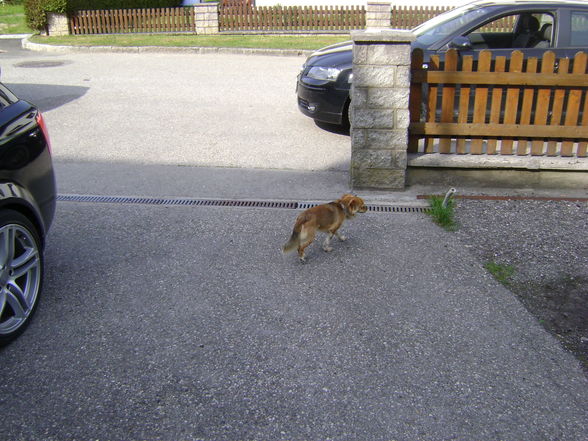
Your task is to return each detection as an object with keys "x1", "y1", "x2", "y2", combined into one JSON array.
[{"x1": 57, "y1": 194, "x2": 429, "y2": 213}]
